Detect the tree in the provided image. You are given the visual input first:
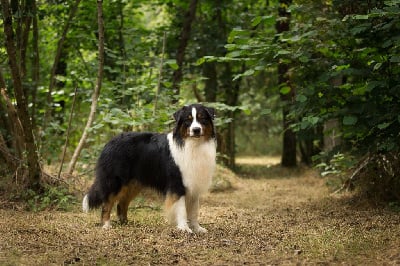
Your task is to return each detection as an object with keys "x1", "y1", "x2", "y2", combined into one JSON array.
[
  {"x1": 171, "y1": 0, "x2": 198, "y2": 102},
  {"x1": 1, "y1": 0, "x2": 41, "y2": 190},
  {"x1": 276, "y1": 0, "x2": 296, "y2": 167}
]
